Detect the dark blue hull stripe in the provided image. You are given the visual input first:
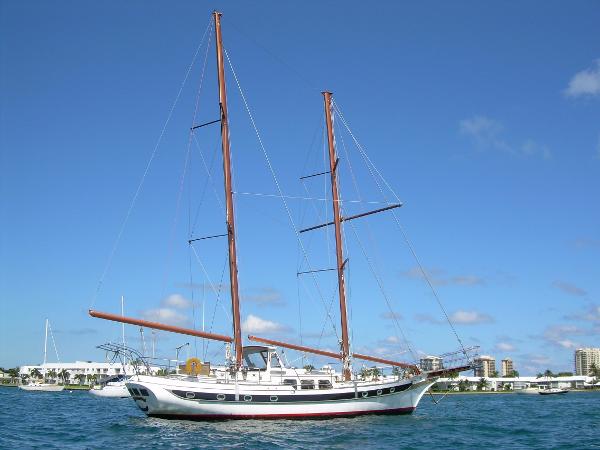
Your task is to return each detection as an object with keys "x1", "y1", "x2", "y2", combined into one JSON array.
[{"x1": 168, "y1": 382, "x2": 412, "y2": 403}]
